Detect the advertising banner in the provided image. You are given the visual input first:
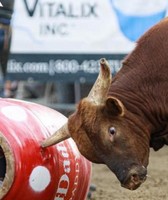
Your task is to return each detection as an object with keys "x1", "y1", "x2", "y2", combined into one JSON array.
[{"x1": 7, "y1": 0, "x2": 168, "y2": 81}]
